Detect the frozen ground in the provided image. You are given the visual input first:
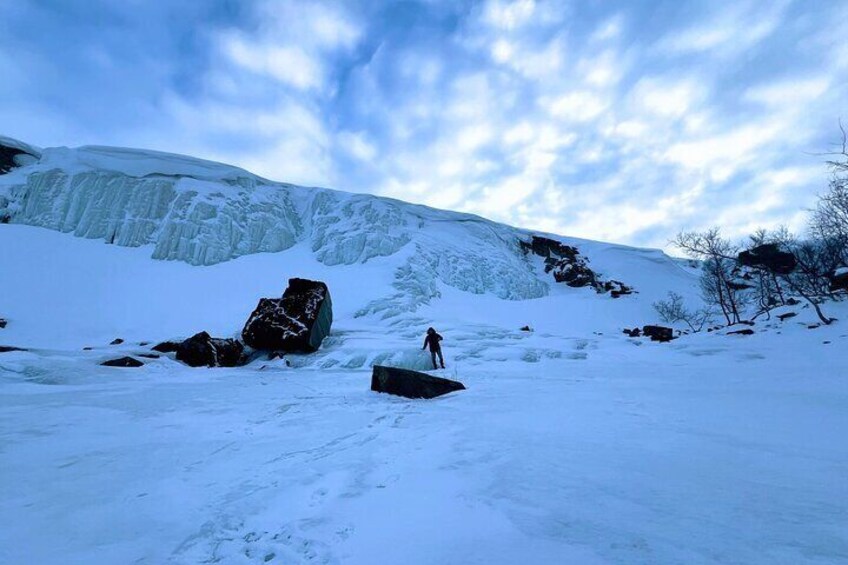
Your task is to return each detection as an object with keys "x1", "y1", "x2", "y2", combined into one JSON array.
[{"x1": 1, "y1": 225, "x2": 847, "y2": 564}]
